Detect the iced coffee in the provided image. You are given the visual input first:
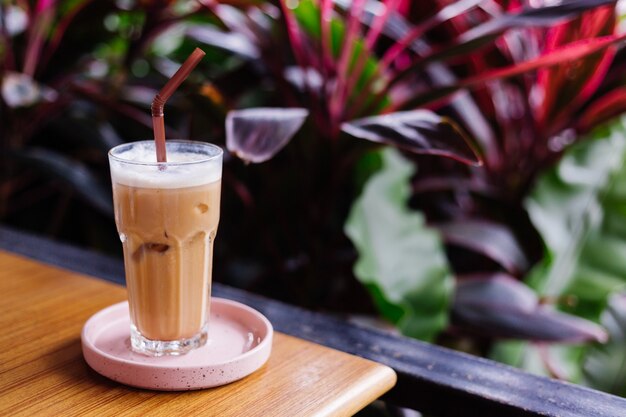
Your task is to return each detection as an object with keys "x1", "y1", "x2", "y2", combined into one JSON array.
[{"x1": 108, "y1": 141, "x2": 222, "y2": 356}]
